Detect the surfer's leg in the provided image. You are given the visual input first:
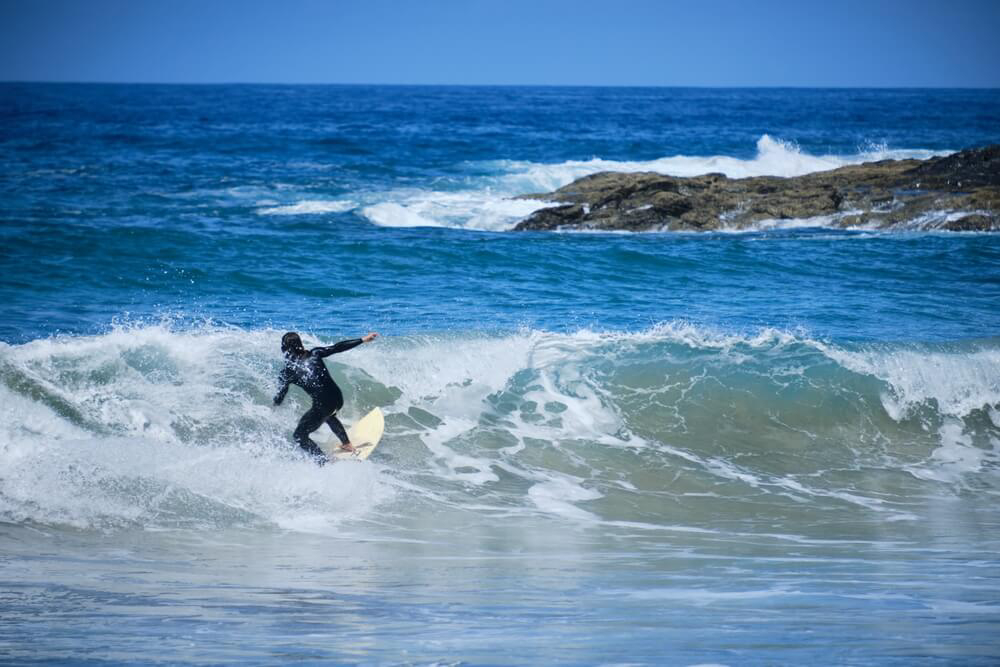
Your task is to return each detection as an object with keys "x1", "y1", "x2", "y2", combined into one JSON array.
[
  {"x1": 293, "y1": 403, "x2": 329, "y2": 459},
  {"x1": 325, "y1": 413, "x2": 350, "y2": 446}
]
